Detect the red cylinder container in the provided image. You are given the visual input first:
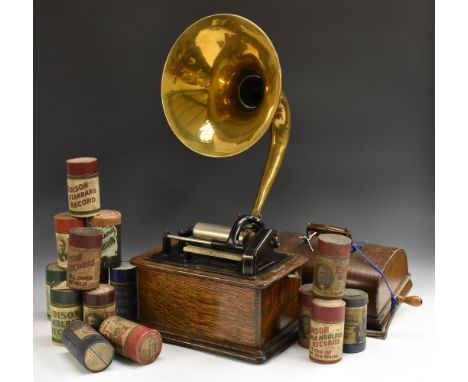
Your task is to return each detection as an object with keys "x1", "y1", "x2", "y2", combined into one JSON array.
[
  {"x1": 99, "y1": 316, "x2": 162, "y2": 365},
  {"x1": 298, "y1": 284, "x2": 315, "y2": 348},
  {"x1": 312, "y1": 233, "x2": 351, "y2": 299},
  {"x1": 309, "y1": 298, "x2": 345, "y2": 364},
  {"x1": 66, "y1": 157, "x2": 100, "y2": 217}
]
